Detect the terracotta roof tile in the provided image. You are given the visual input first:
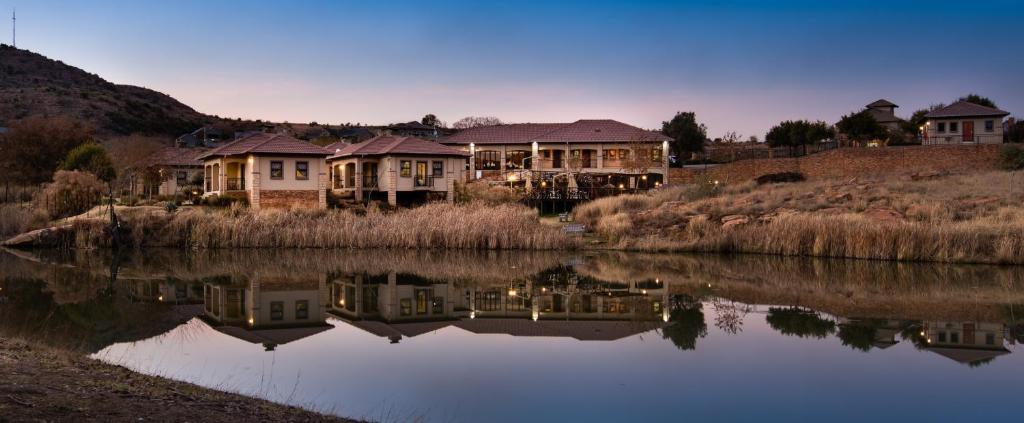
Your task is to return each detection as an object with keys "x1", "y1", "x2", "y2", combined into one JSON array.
[
  {"x1": 147, "y1": 147, "x2": 208, "y2": 167},
  {"x1": 441, "y1": 119, "x2": 671, "y2": 145},
  {"x1": 198, "y1": 133, "x2": 331, "y2": 159},
  {"x1": 328, "y1": 135, "x2": 470, "y2": 159},
  {"x1": 925, "y1": 101, "x2": 1010, "y2": 119}
]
